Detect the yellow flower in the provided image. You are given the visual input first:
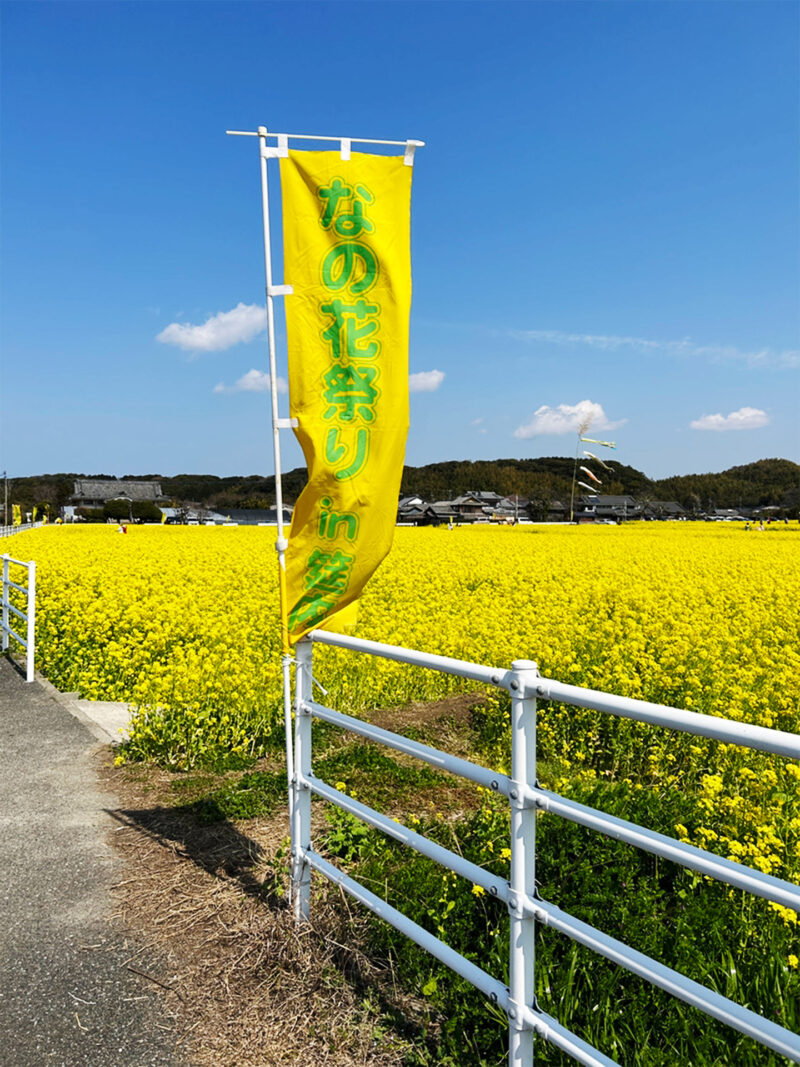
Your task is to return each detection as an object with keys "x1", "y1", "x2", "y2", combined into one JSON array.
[
  {"x1": 8, "y1": 521, "x2": 799, "y2": 902},
  {"x1": 788, "y1": 955, "x2": 799, "y2": 970},
  {"x1": 472, "y1": 884, "x2": 485, "y2": 897}
]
